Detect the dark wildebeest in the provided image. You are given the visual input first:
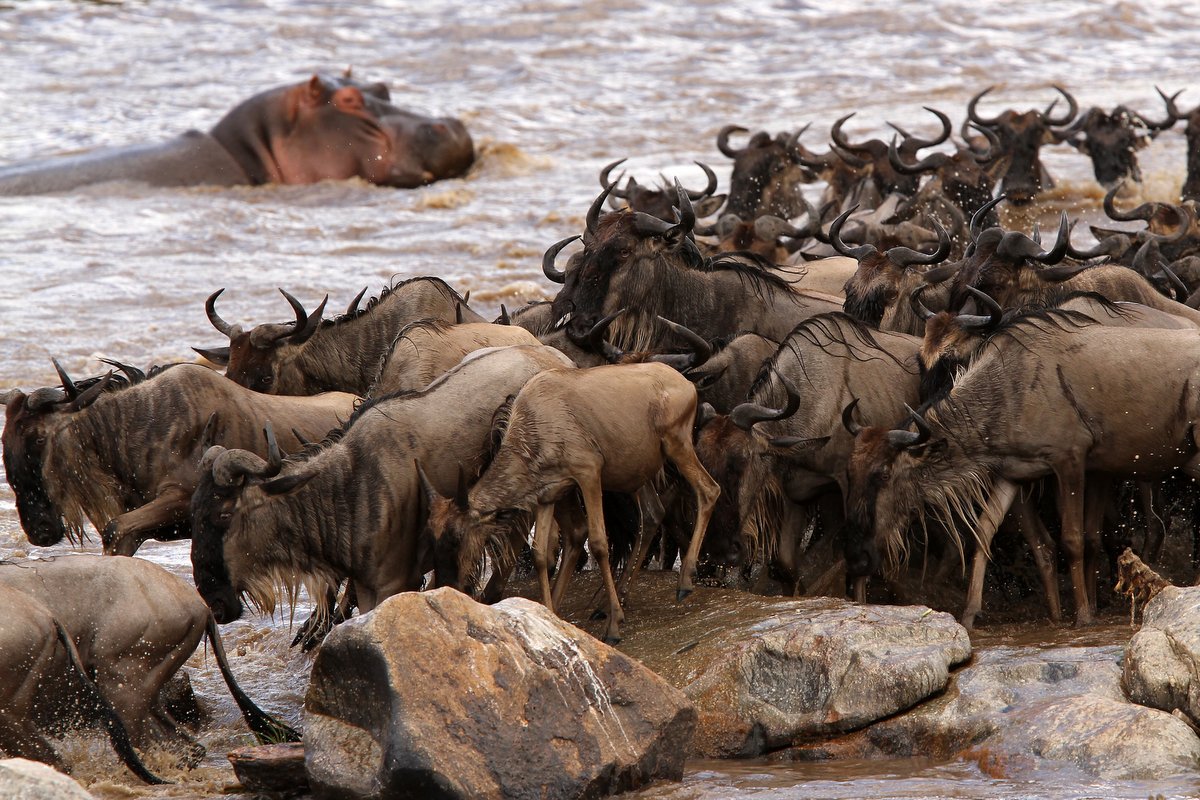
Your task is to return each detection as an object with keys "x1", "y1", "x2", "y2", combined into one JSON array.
[
  {"x1": 829, "y1": 111, "x2": 944, "y2": 197},
  {"x1": 966, "y1": 85, "x2": 1079, "y2": 204},
  {"x1": 1055, "y1": 104, "x2": 1175, "y2": 187},
  {"x1": 546, "y1": 184, "x2": 842, "y2": 353},
  {"x1": 0, "y1": 584, "x2": 162, "y2": 782},
  {"x1": 887, "y1": 120, "x2": 1000, "y2": 231},
  {"x1": 681, "y1": 331, "x2": 780, "y2": 413},
  {"x1": 598, "y1": 158, "x2": 726, "y2": 220},
  {"x1": 190, "y1": 344, "x2": 574, "y2": 623},
  {"x1": 0, "y1": 72, "x2": 473, "y2": 195},
  {"x1": 843, "y1": 312, "x2": 1200, "y2": 628},
  {"x1": 0, "y1": 556, "x2": 296, "y2": 767},
  {"x1": 703, "y1": 314, "x2": 922, "y2": 596},
  {"x1": 1156, "y1": 87, "x2": 1200, "y2": 201},
  {"x1": 1, "y1": 362, "x2": 355, "y2": 556},
  {"x1": 199, "y1": 276, "x2": 485, "y2": 394},
  {"x1": 369, "y1": 319, "x2": 539, "y2": 396},
  {"x1": 459, "y1": 362, "x2": 719, "y2": 643},
  {"x1": 717, "y1": 125, "x2": 831, "y2": 220}
]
